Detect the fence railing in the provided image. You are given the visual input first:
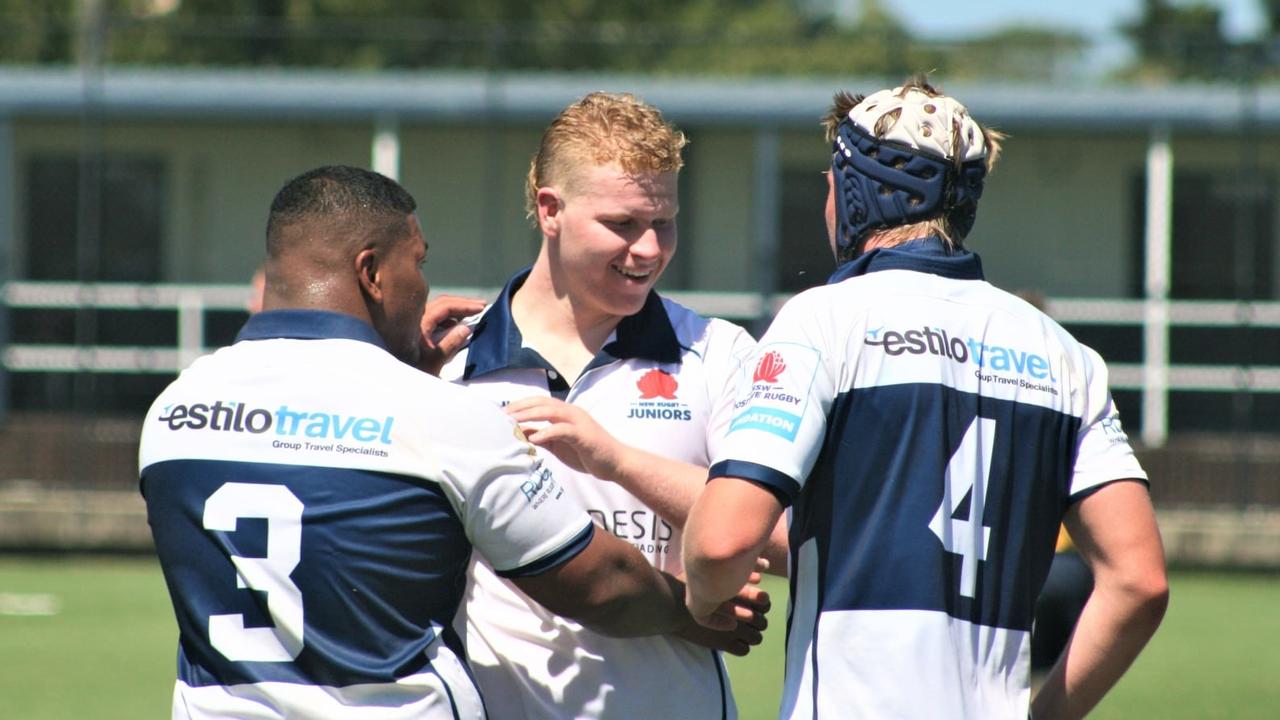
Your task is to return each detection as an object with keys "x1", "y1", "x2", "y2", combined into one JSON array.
[{"x1": 4, "y1": 281, "x2": 1280, "y2": 447}]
